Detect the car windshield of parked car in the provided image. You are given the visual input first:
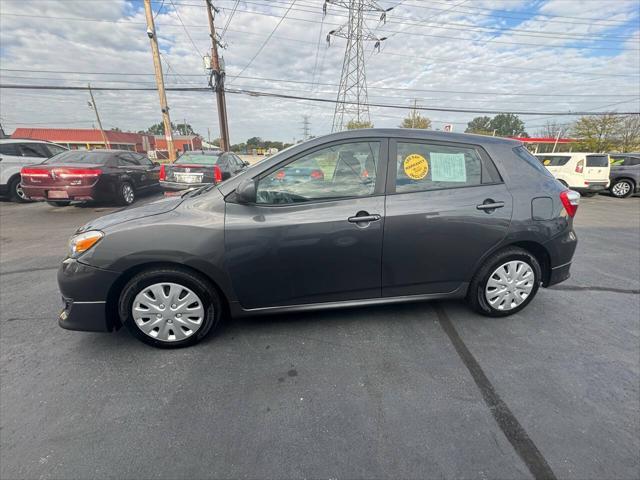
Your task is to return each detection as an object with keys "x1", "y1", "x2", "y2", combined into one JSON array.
[
  {"x1": 256, "y1": 142, "x2": 379, "y2": 204},
  {"x1": 175, "y1": 153, "x2": 221, "y2": 165},
  {"x1": 586, "y1": 155, "x2": 609, "y2": 167},
  {"x1": 44, "y1": 151, "x2": 110, "y2": 165}
]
